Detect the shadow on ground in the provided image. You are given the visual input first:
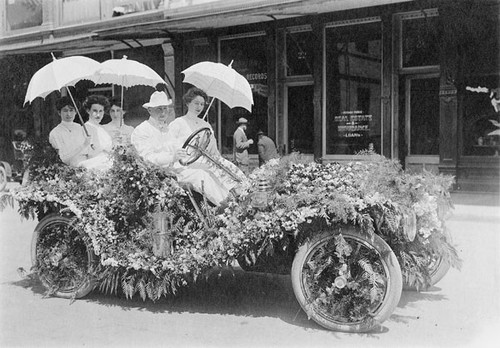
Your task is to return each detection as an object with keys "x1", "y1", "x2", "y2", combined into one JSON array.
[
  {"x1": 388, "y1": 287, "x2": 448, "y2": 326},
  {"x1": 10, "y1": 267, "x2": 415, "y2": 336},
  {"x1": 10, "y1": 268, "x2": 319, "y2": 331}
]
